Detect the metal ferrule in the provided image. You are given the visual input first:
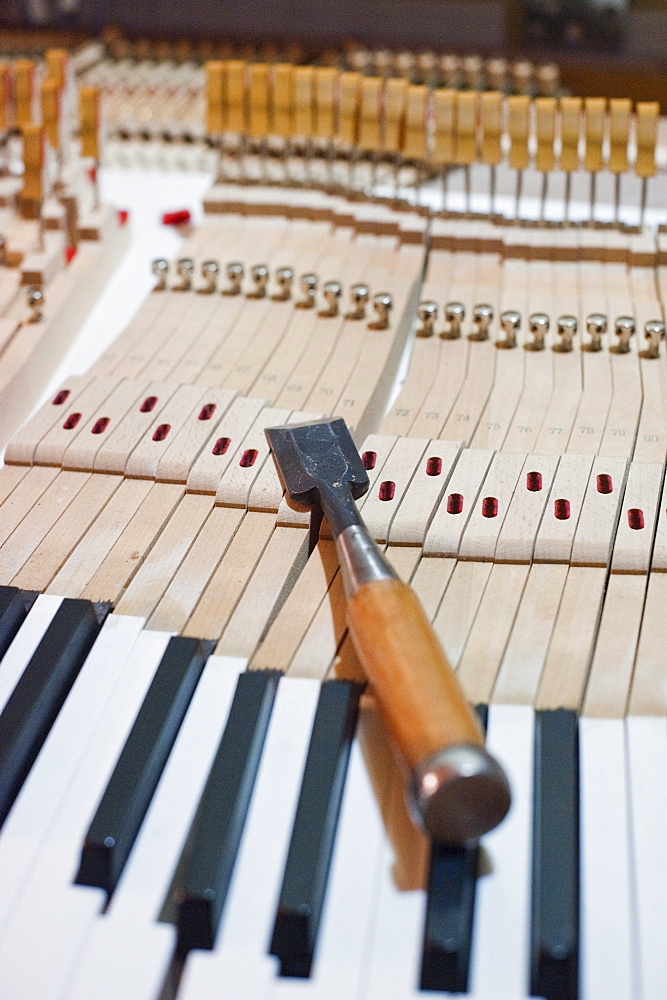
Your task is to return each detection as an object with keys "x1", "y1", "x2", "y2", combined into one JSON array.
[
  {"x1": 335, "y1": 524, "x2": 397, "y2": 598},
  {"x1": 408, "y1": 743, "x2": 512, "y2": 844}
]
